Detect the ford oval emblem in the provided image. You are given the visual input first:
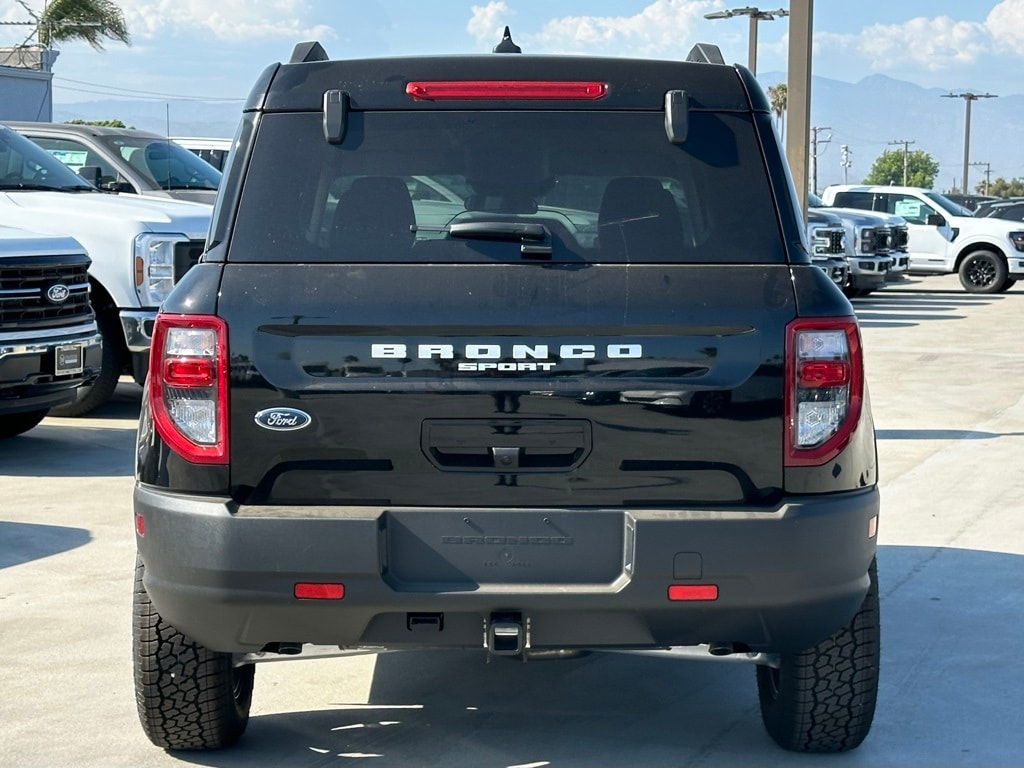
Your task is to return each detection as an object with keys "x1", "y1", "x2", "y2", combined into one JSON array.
[
  {"x1": 46, "y1": 284, "x2": 70, "y2": 304},
  {"x1": 254, "y1": 407, "x2": 312, "y2": 431}
]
